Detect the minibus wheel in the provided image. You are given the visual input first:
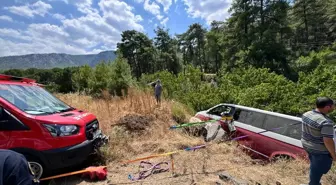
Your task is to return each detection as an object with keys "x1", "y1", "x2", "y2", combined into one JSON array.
[
  {"x1": 25, "y1": 155, "x2": 44, "y2": 180},
  {"x1": 28, "y1": 161, "x2": 43, "y2": 179},
  {"x1": 272, "y1": 155, "x2": 294, "y2": 162}
]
